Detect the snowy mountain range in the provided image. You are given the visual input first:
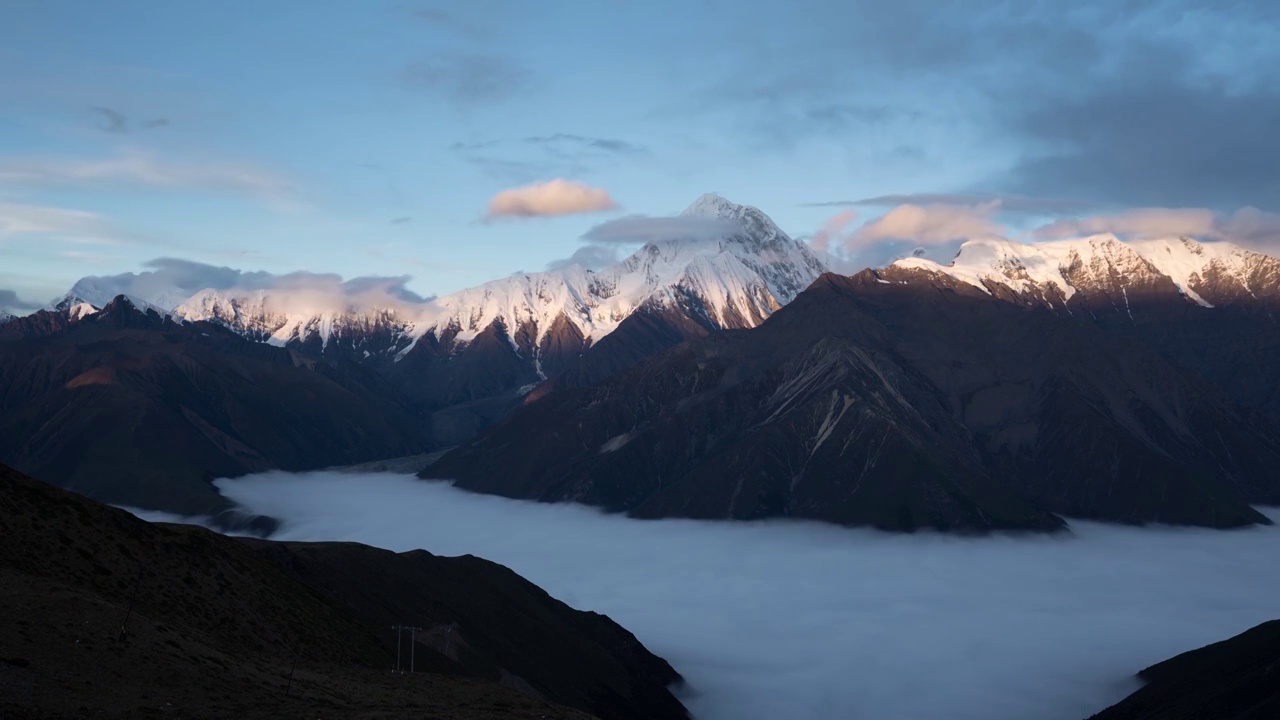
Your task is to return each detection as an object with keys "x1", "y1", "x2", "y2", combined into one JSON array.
[
  {"x1": 887, "y1": 234, "x2": 1280, "y2": 311},
  {"x1": 46, "y1": 194, "x2": 829, "y2": 373},
  {"x1": 32, "y1": 197, "x2": 1280, "y2": 369}
]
